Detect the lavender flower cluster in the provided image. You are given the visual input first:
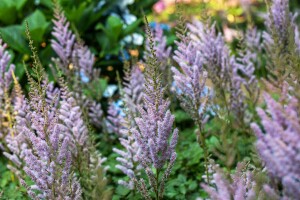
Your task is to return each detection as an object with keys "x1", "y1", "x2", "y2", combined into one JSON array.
[
  {"x1": 1, "y1": 0, "x2": 300, "y2": 199},
  {"x1": 251, "y1": 93, "x2": 300, "y2": 199},
  {"x1": 51, "y1": 5, "x2": 104, "y2": 129}
]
